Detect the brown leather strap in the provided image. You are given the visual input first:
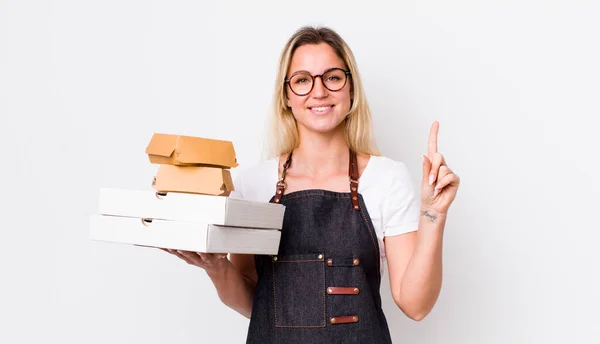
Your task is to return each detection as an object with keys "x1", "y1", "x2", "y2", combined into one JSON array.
[
  {"x1": 329, "y1": 315, "x2": 359, "y2": 325},
  {"x1": 349, "y1": 149, "x2": 360, "y2": 211},
  {"x1": 327, "y1": 286, "x2": 360, "y2": 295},
  {"x1": 272, "y1": 151, "x2": 293, "y2": 204}
]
